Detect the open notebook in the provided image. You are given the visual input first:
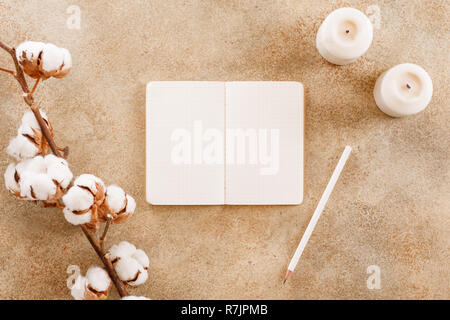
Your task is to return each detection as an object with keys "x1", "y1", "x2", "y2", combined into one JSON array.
[{"x1": 146, "y1": 81, "x2": 303, "y2": 205}]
